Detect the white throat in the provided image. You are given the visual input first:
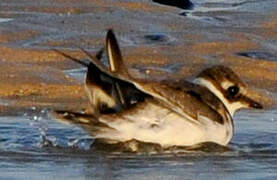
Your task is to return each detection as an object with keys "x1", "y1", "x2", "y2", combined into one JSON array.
[{"x1": 194, "y1": 78, "x2": 242, "y2": 116}]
